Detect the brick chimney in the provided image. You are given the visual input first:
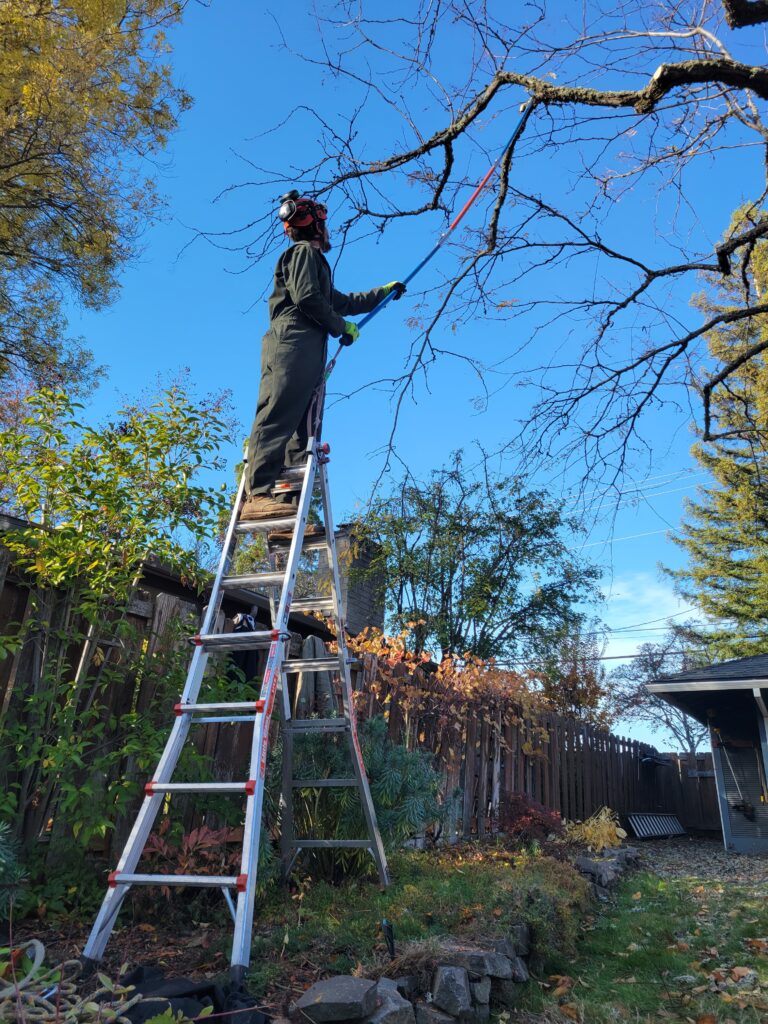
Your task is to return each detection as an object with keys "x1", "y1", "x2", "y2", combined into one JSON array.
[{"x1": 320, "y1": 524, "x2": 384, "y2": 634}]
